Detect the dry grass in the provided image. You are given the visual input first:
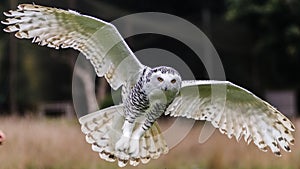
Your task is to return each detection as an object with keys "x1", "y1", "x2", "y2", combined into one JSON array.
[{"x1": 0, "y1": 116, "x2": 299, "y2": 169}]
